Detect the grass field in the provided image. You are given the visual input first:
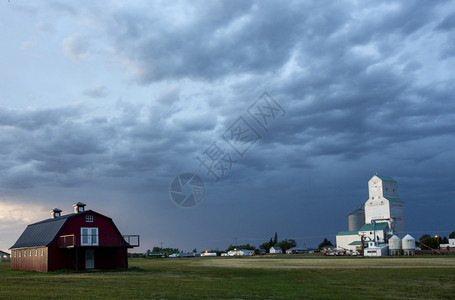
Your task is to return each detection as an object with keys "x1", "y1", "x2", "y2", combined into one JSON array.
[{"x1": 0, "y1": 255, "x2": 454, "y2": 299}]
